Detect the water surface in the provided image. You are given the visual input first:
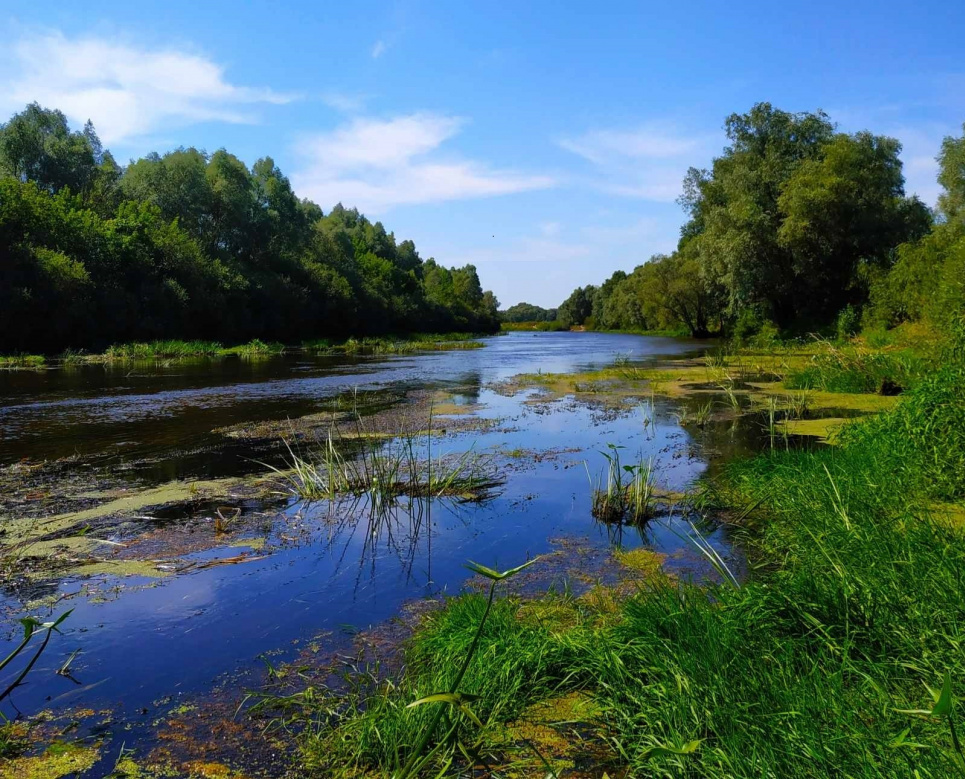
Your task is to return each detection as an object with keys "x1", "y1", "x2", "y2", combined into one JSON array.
[{"x1": 1, "y1": 332, "x2": 758, "y2": 774}]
